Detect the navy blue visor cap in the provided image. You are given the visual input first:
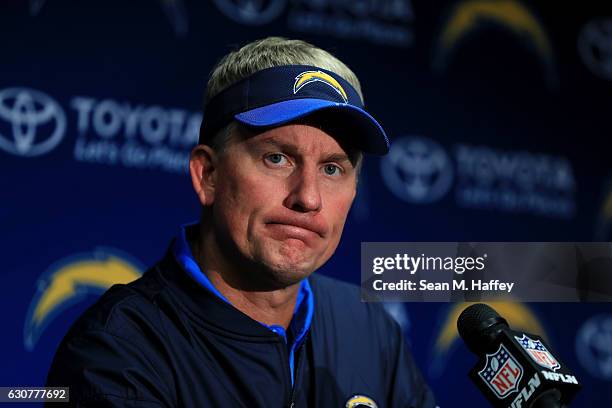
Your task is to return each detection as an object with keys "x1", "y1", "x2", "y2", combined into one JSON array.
[{"x1": 199, "y1": 65, "x2": 389, "y2": 155}]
